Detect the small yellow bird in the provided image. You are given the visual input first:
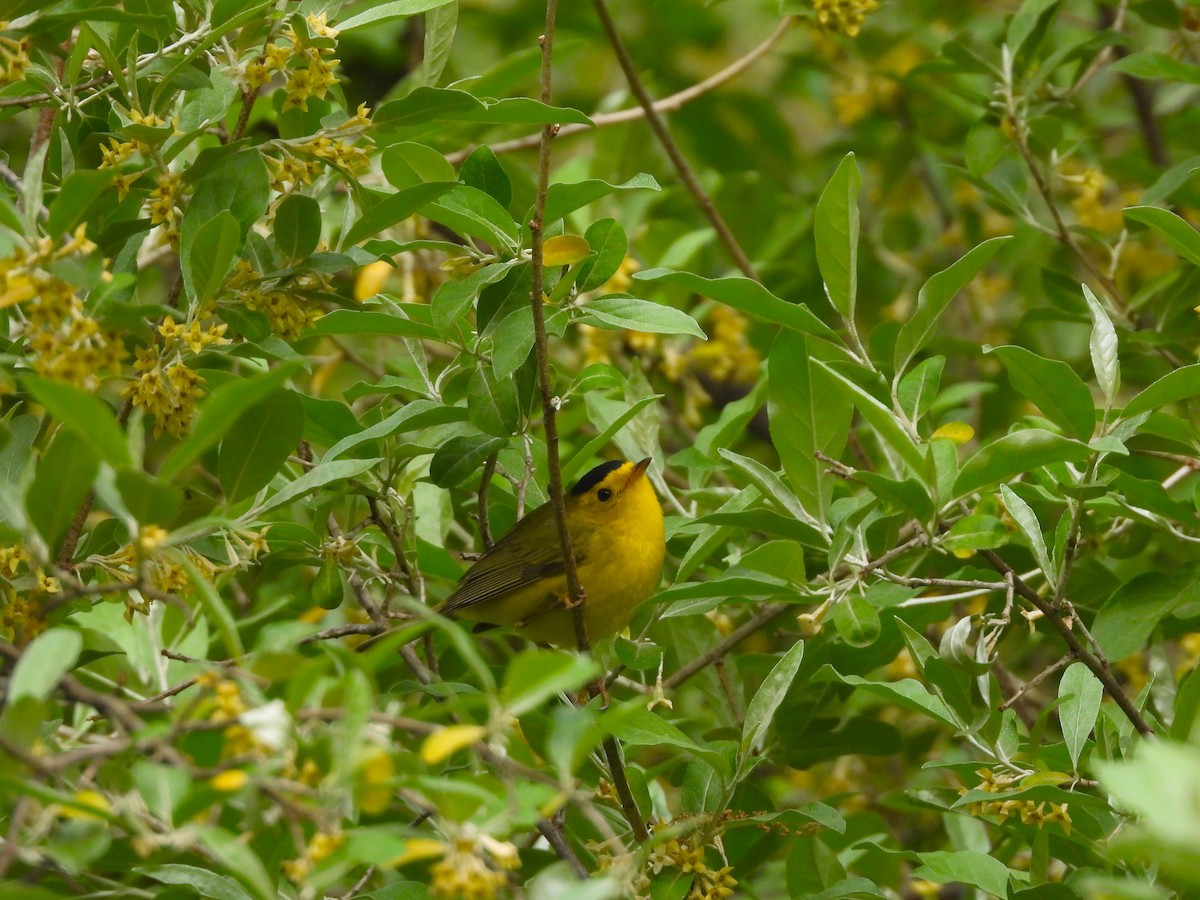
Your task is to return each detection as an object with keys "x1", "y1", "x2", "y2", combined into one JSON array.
[{"x1": 439, "y1": 458, "x2": 665, "y2": 646}]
